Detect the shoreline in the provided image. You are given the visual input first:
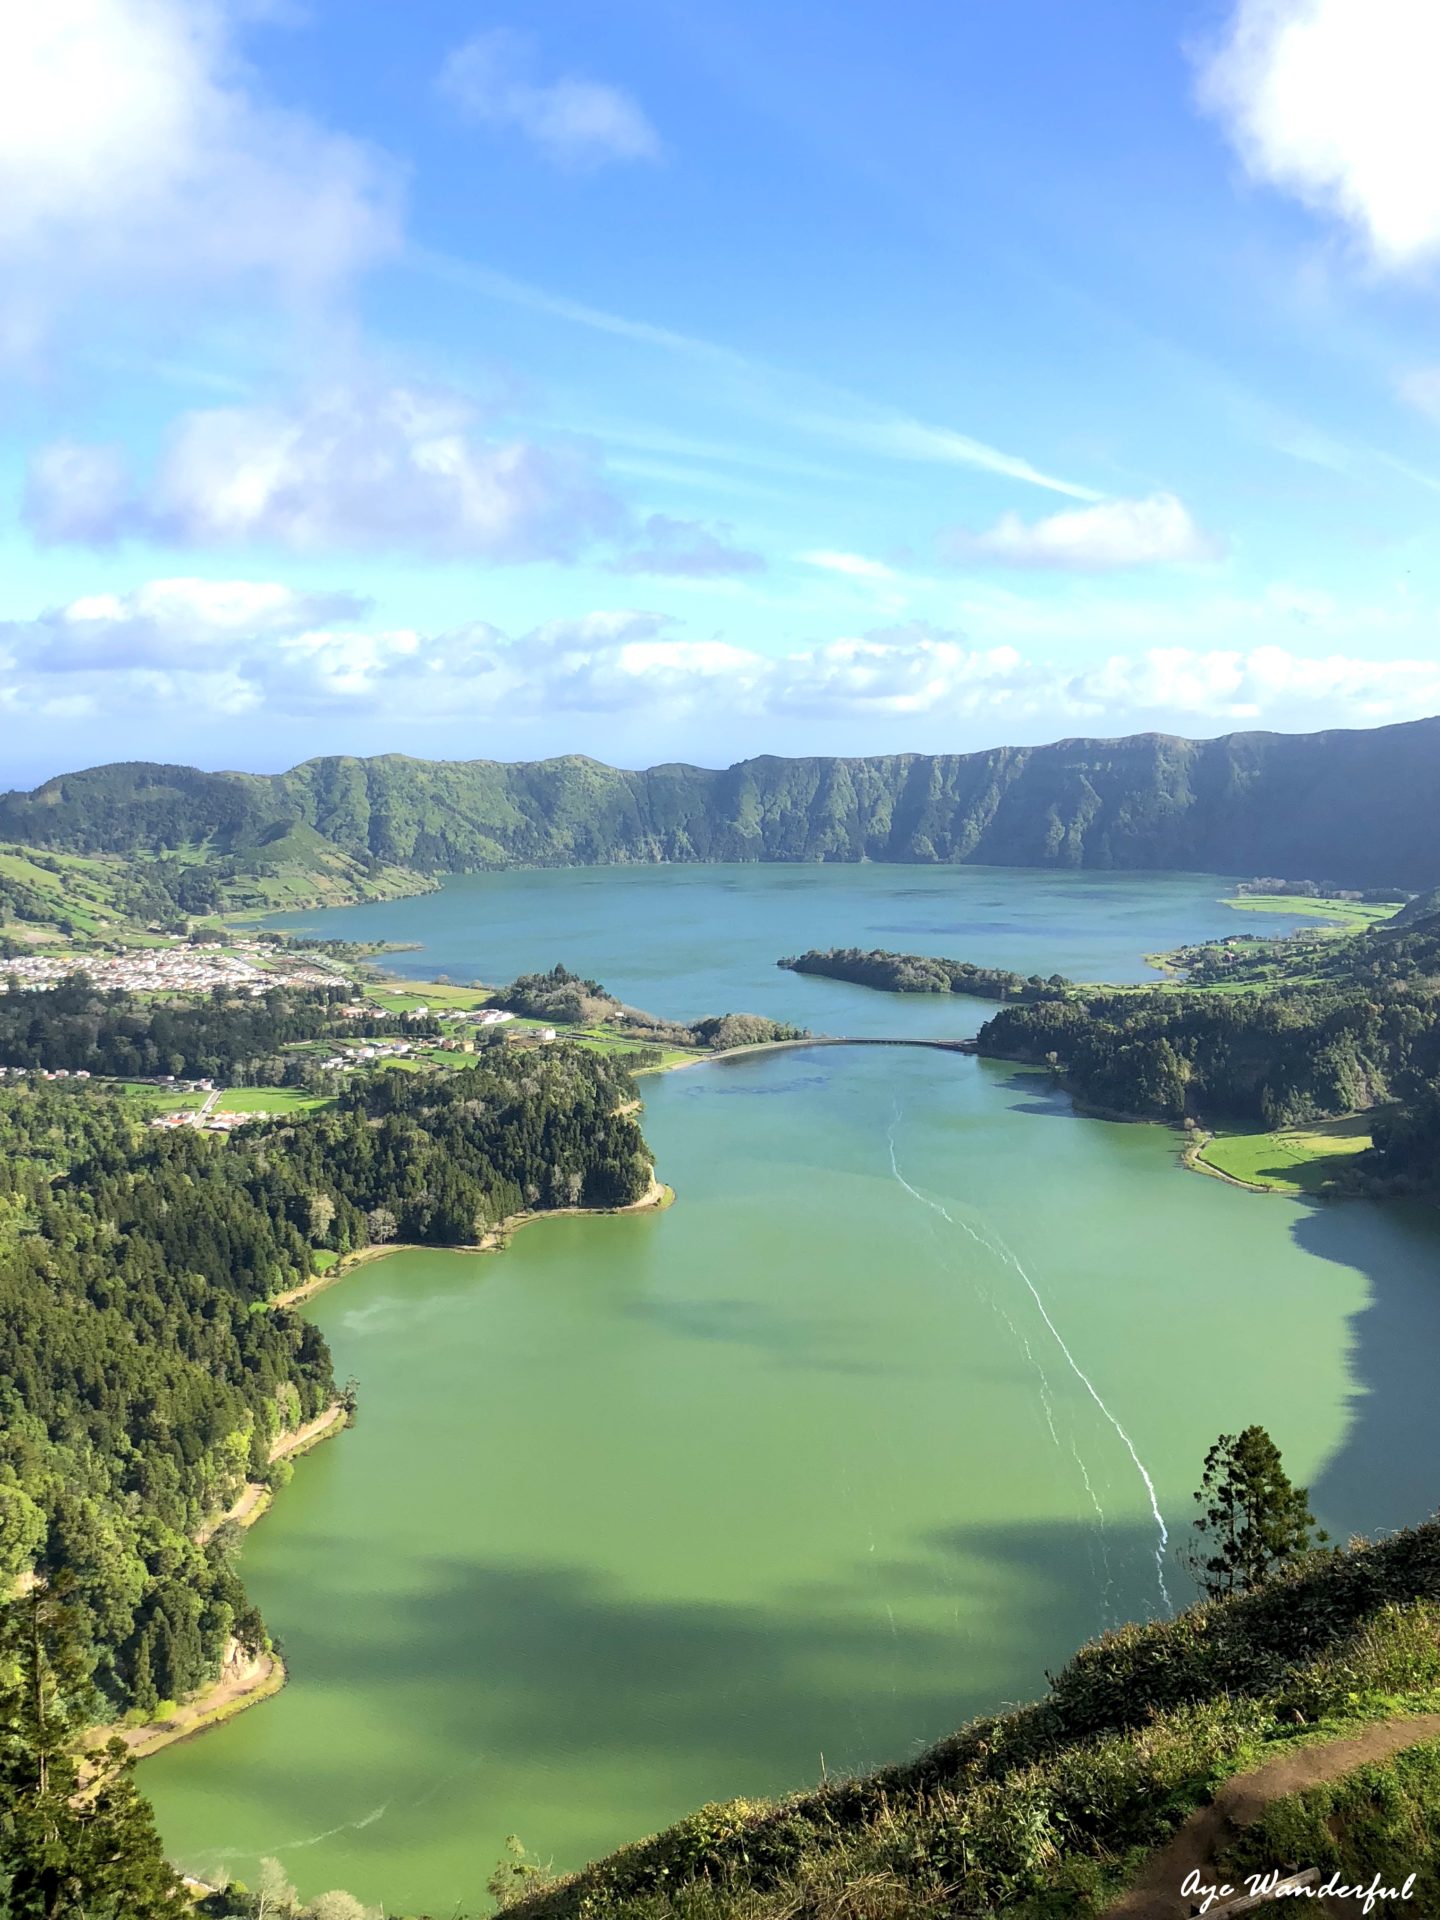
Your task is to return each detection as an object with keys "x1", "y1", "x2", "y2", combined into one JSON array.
[
  {"x1": 108, "y1": 1184, "x2": 673, "y2": 1766},
  {"x1": 273, "y1": 1175, "x2": 675, "y2": 1312},
  {"x1": 90, "y1": 1405, "x2": 350, "y2": 1769}
]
